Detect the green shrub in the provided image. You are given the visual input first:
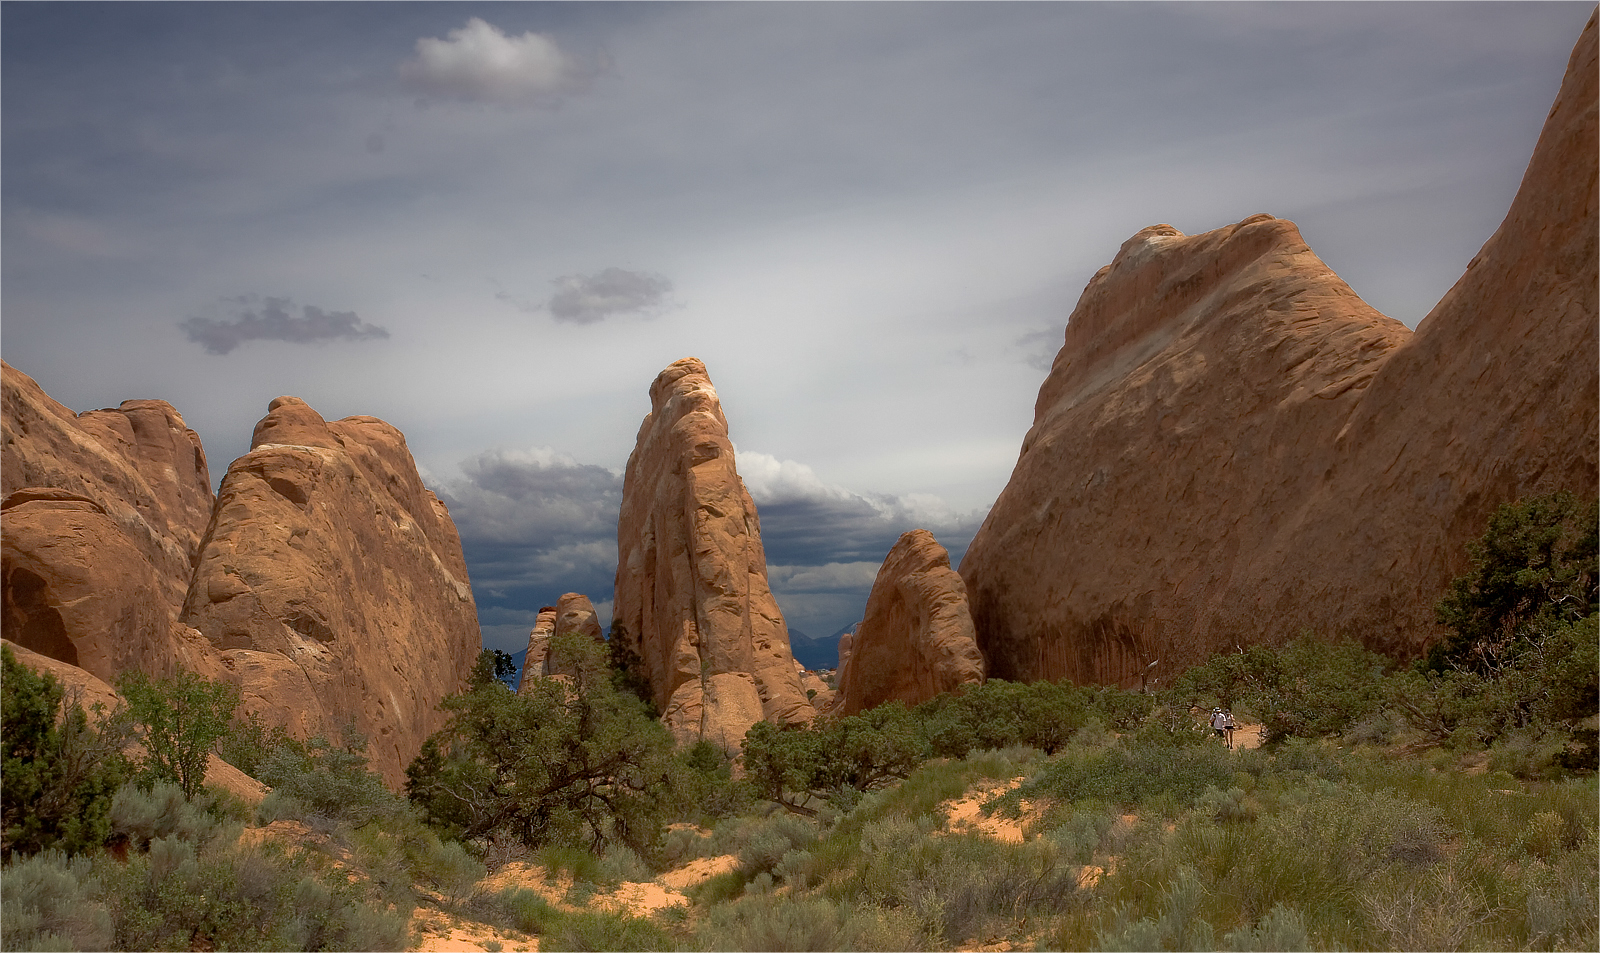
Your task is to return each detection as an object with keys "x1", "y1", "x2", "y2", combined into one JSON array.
[
  {"x1": 411, "y1": 836, "x2": 485, "y2": 909},
  {"x1": 1, "y1": 645, "x2": 125, "y2": 860},
  {"x1": 538, "y1": 908, "x2": 678, "y2": 951},
  {"x1": 1002, "y1": 743, "x2": 1235, "y2": 810},
  {"x1": 115, "y1": 669, "x2": 240, "y2": 799},
  {"x1": 214, "y1": 711, "x2": 308, "y2": 781},
  {"x1": 467, "y1": 886, "x2": 558, "y2": 936},
  {"x1": 0, "y1": 849, "x2": 114, "y2": 951},
  {"x1": 252, "y1": 727, "x2": 404, "y2": 829},
  {"x1": 108, "y1": 781, "x2": 220, "y2": 848},
  {"x1": 407, "y1": 634, "x2": 677, "y2": 855},
  {"x1": 93, "y1": 834, "x2": 407, "y2": 951},
  {"x1": 1426, "y1": 490, "x2": 1597, "y2": 675},
  {"x1": 694, "y1": 895, "x2": 925, "y2": 952},
  {"x1": 732, "y1": 812, "x2": 817, "y2": 879}
]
